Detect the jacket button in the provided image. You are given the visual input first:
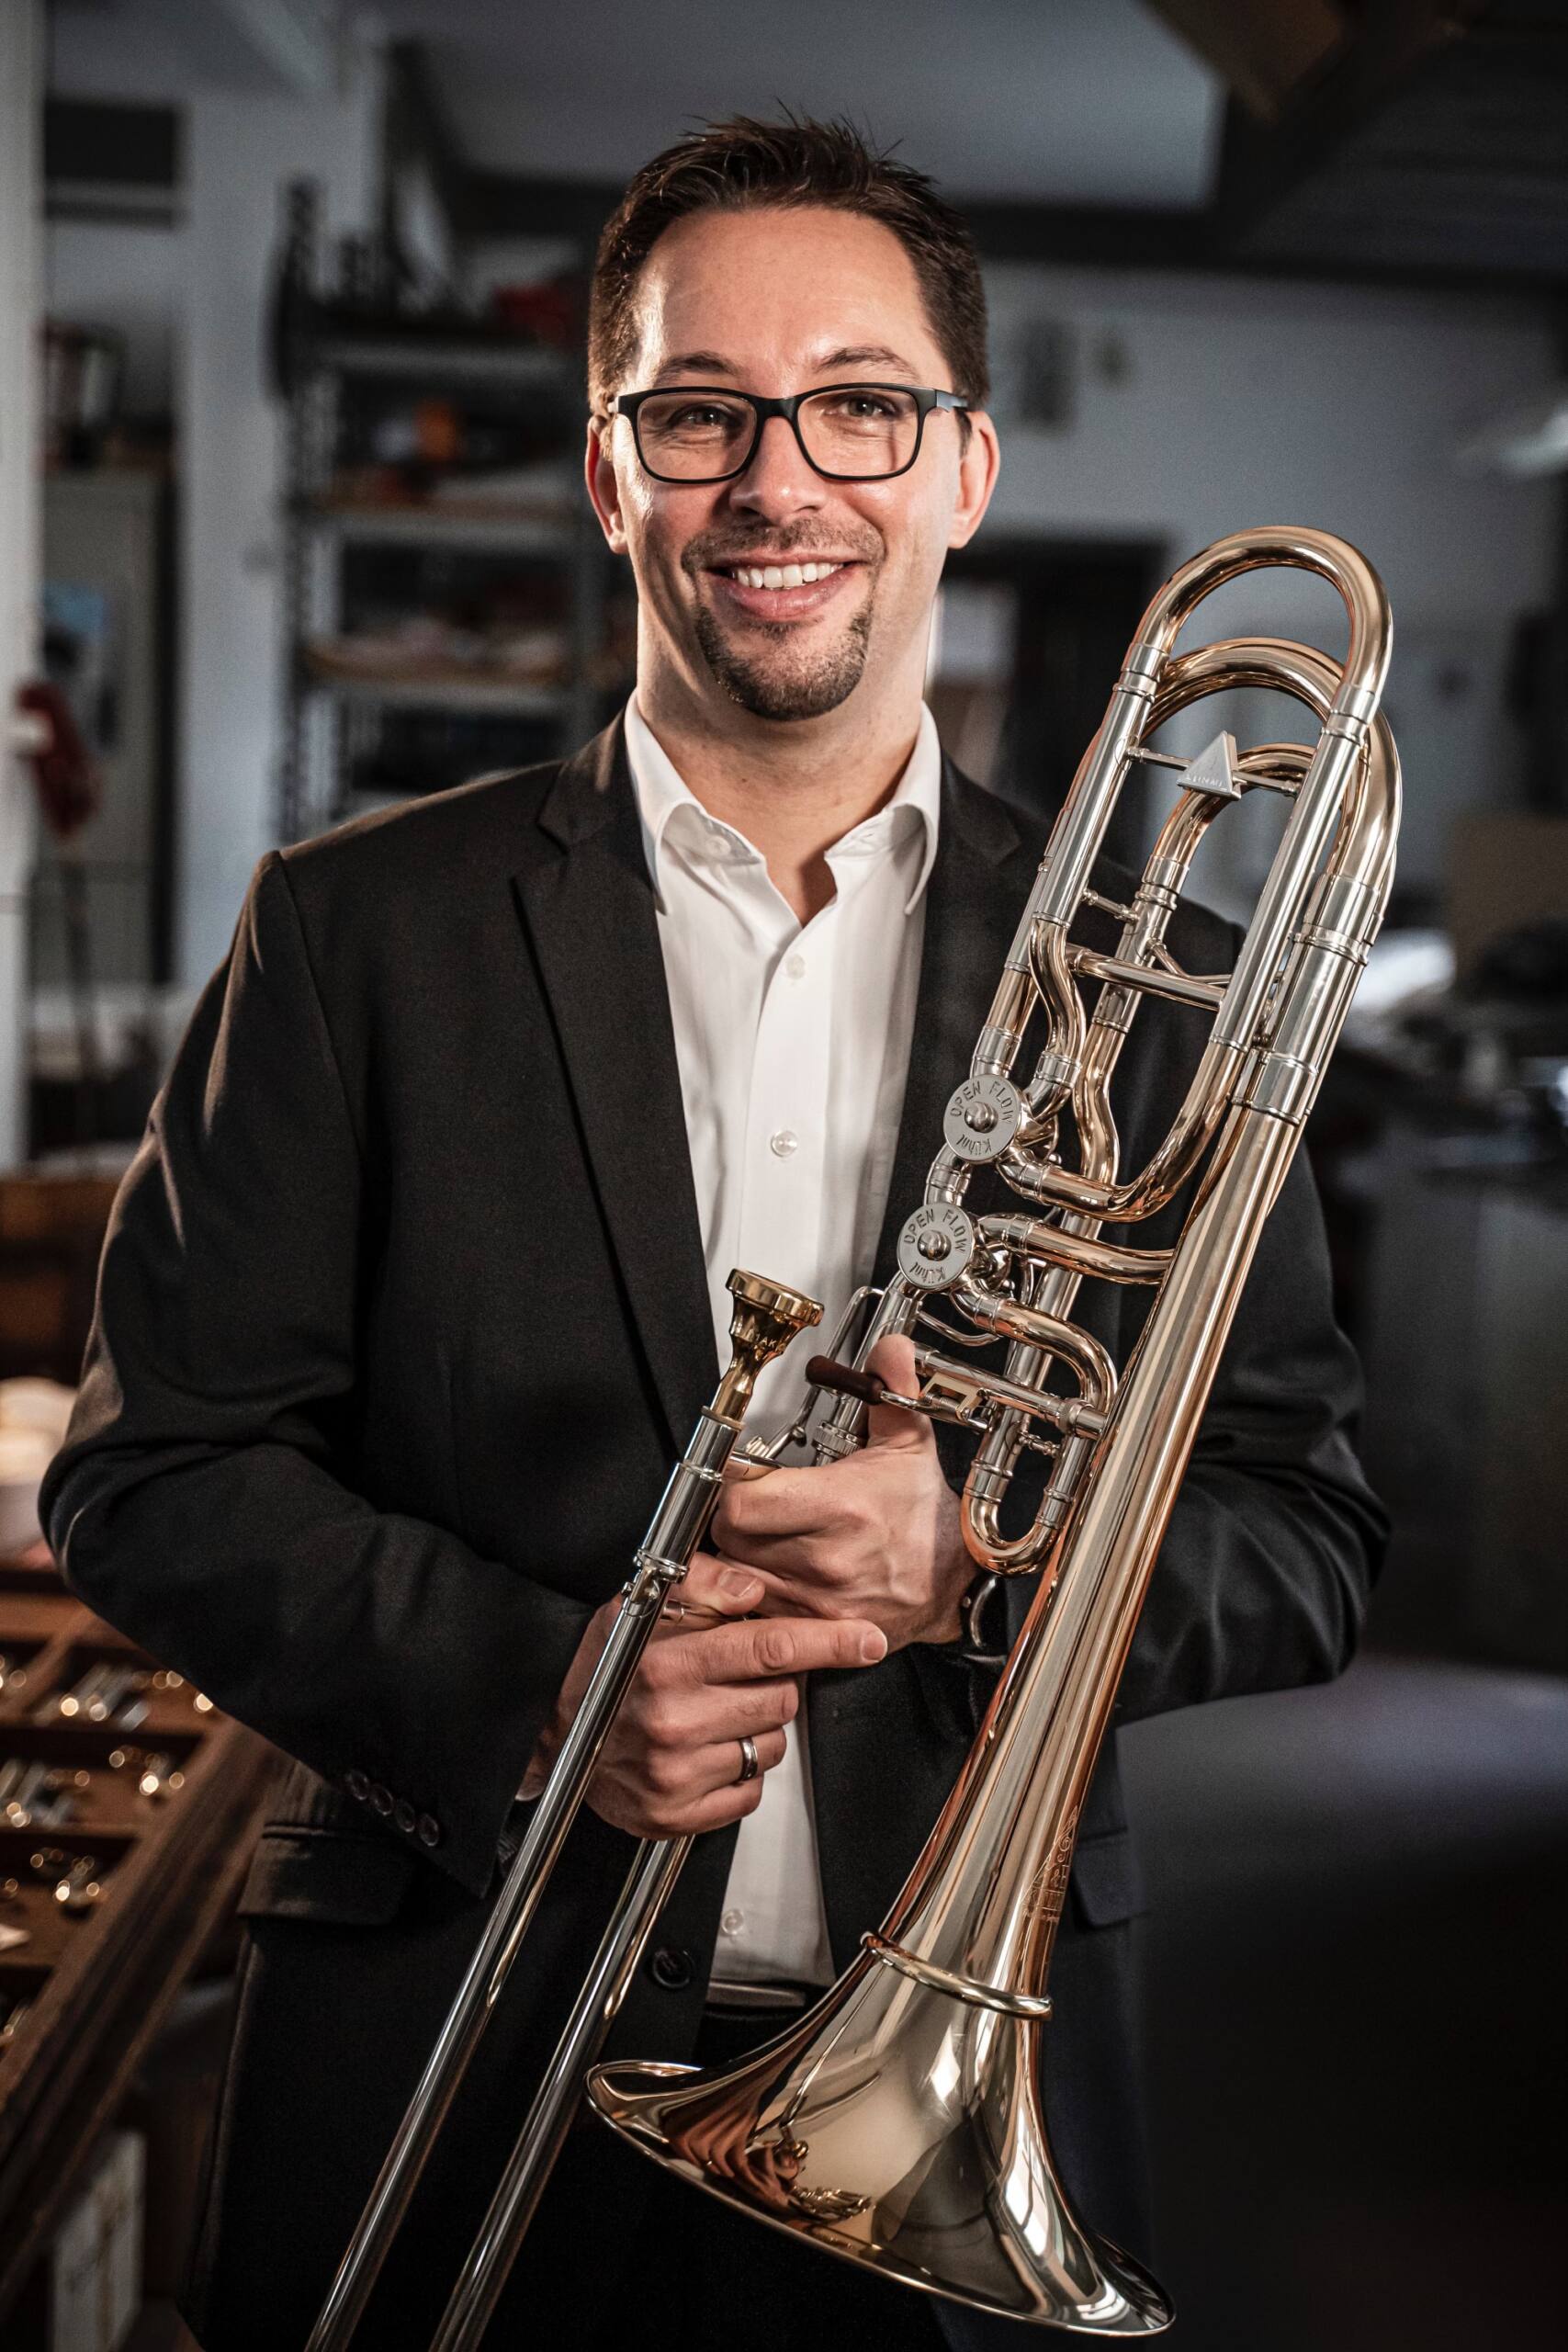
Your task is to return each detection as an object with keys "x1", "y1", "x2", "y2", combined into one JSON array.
[
  {"x1": 369, "y1": 1782, "x2": 393, "y2": 1816},
  {"x1": 393, "y1": 1799, "x2": 416, "y2": 1834},
  {"x1": 649, "y1": 1946, "x2": 695, "y2": 1992},
  {"x1": 345, "y1": 1770, "x2": 369, "y2": 1802},
  {"x1": 417, "y1": 1814, "x2": 441, "y2": 1848}
]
